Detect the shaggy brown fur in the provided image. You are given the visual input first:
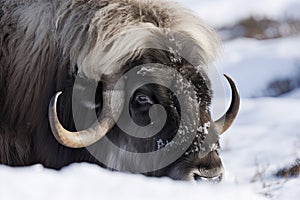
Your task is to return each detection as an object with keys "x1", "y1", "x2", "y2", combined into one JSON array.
[{"x1": 0, "y1": 0, "x2": 221, "y2": 180}]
